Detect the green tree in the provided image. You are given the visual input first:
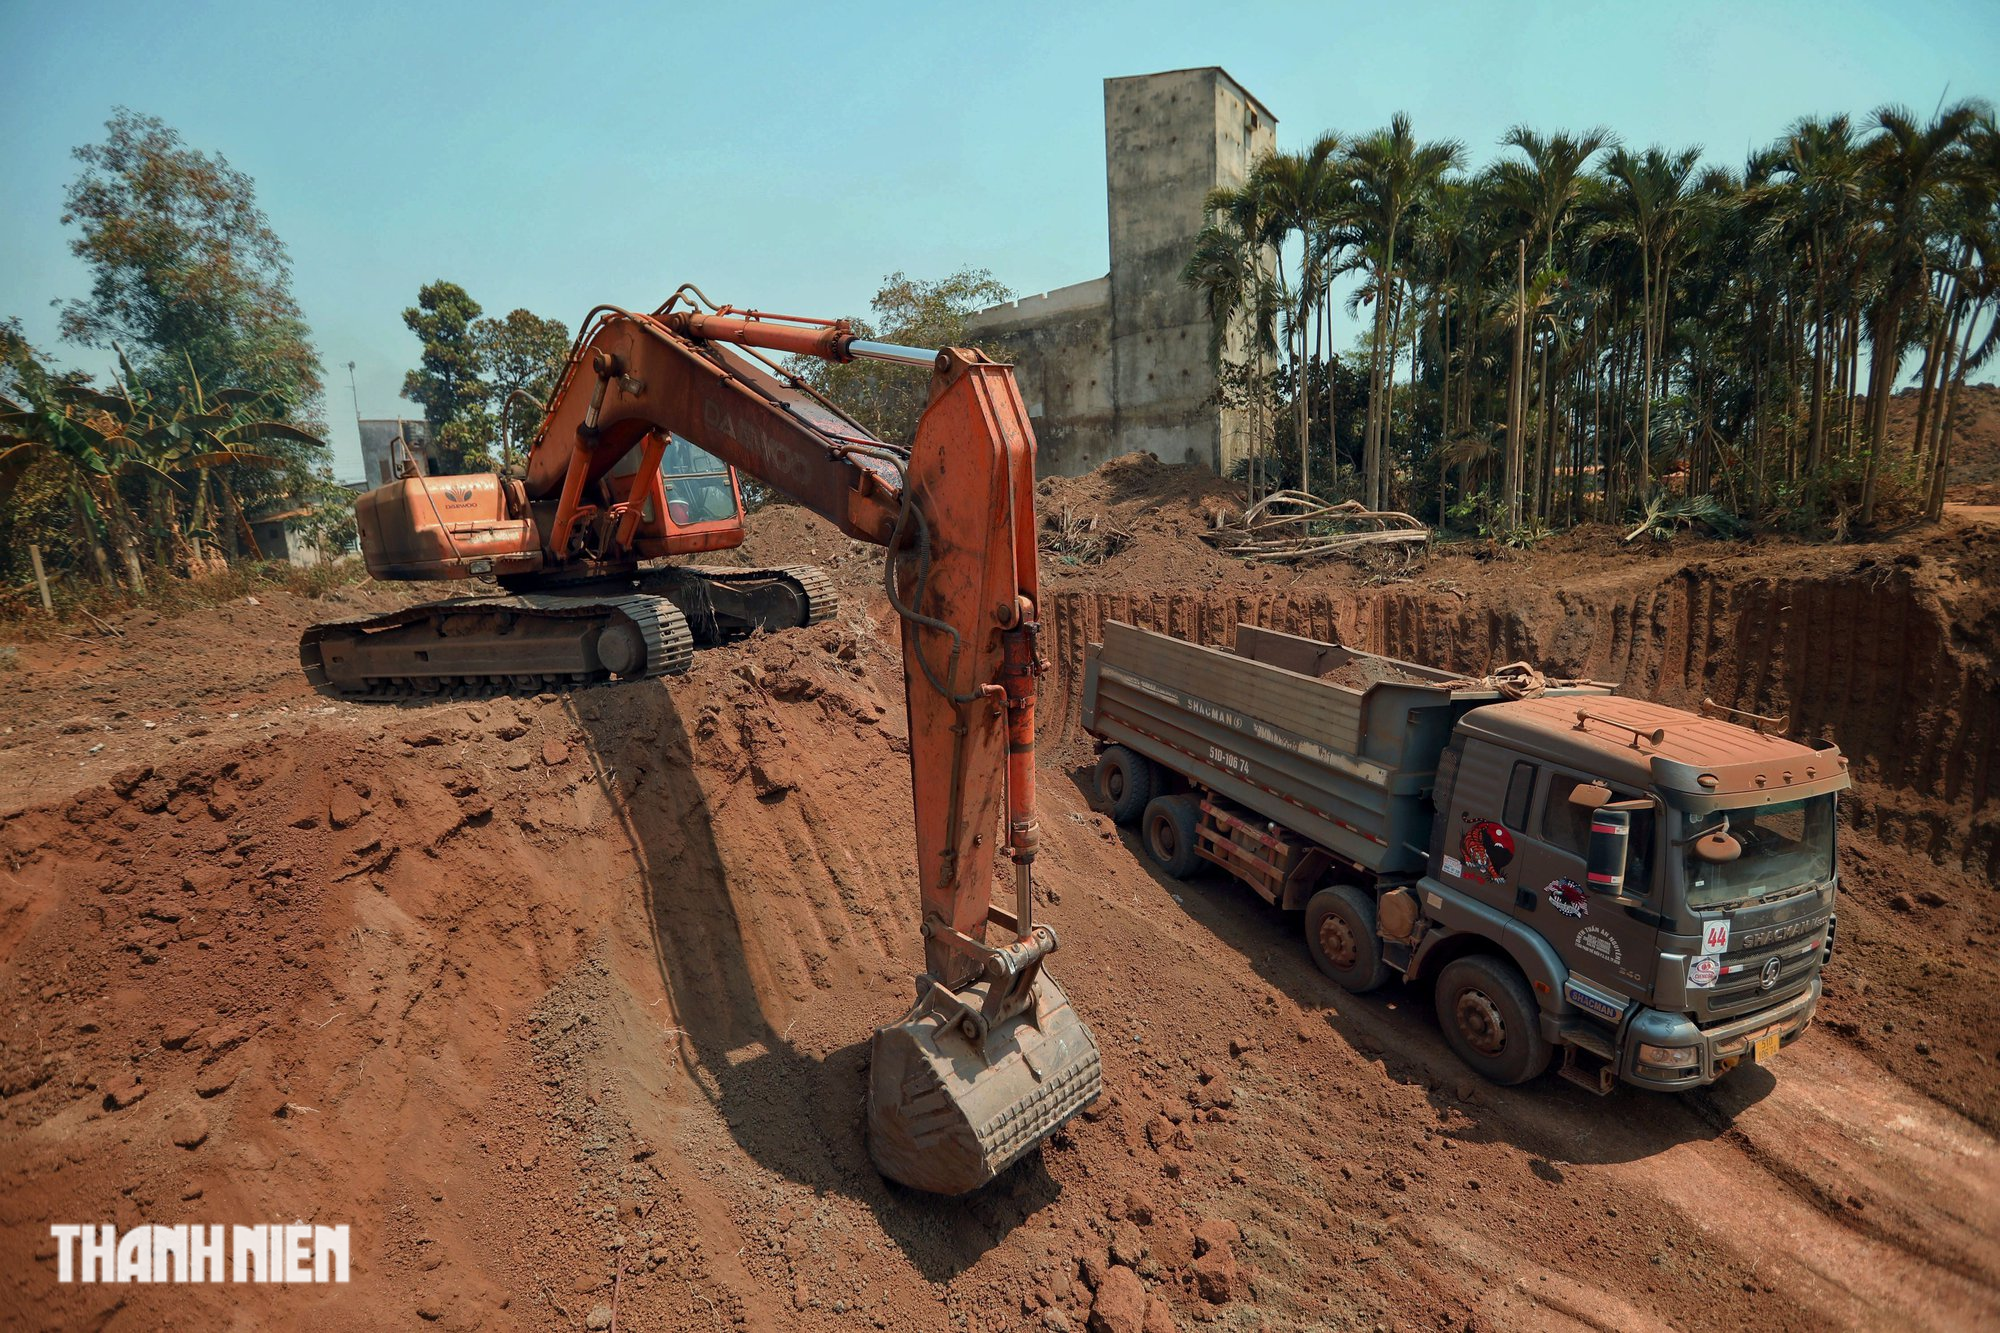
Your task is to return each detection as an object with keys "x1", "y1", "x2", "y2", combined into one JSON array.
[
  {"x1": 58, "y1": 109, "x2": 322, "y2": 423},
  {"x1": 1345, "y1": 115, "x2": 1465, "y2": 510},
  {"x1": 1491, "y1": 127, "x2": 1611, "y2": 524},
  {"x1": 1595, "y1": 144, "x2": 1705, "y2": 503},
  {"x1": 401, "y1": 281, "x2": 490, "y2": 472},
  {"x1": 1184, "y1": 199, "x2": 1281, "y2": 497},
  {"x1": 473, "y1": 308, "x2": 573, "y2": 468},
  {"x1": 1924, "y1": 115, "x2": 1999, "y2": 520},
  {"x1": 0, "y1": 326, "x2": 126, "y2": 587},
  {"x1": 788, "y1": 268, "x2": 1013, "y2": 445},
  {"x1": 1854, "y1": 101, "x2": 1981, "y2": 525},
  {"x1": 1, "y1": 331, "x2": 327, "y2": 589},
  {"x1": 1759, "y1": 115, "x2": 1866, "y2": 485},
  {"x1": 1174, "y1": 100, "x2": 2000, "y2": 542}
]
